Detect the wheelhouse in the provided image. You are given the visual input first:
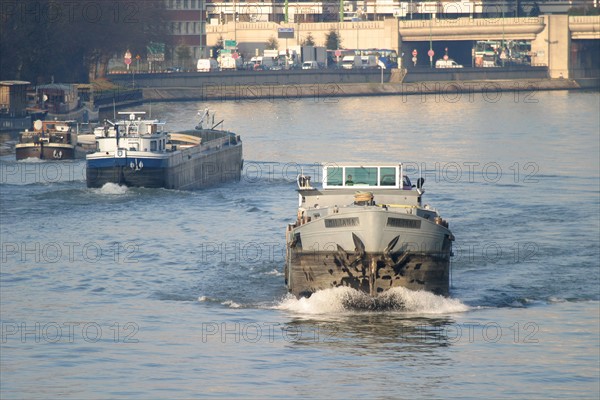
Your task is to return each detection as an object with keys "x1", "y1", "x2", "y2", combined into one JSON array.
[
  {"x1": 323, "y1": 164, "x2": 411, "y2": 189},
  {"x1": 93, "y1": 112, "x2": 167, "y2": 154}
]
